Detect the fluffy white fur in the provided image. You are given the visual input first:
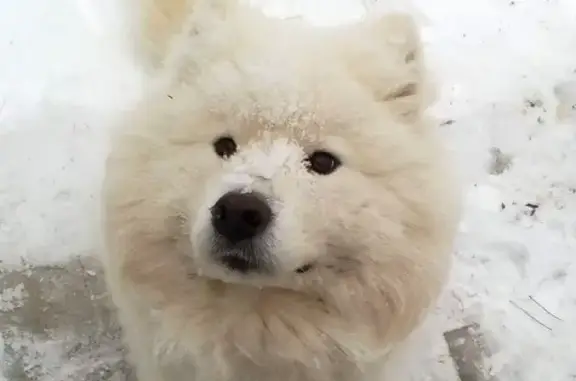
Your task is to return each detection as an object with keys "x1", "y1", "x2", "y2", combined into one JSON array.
[{"x1": 101, "y1": 1, "x2": 462, "y2": 380}]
